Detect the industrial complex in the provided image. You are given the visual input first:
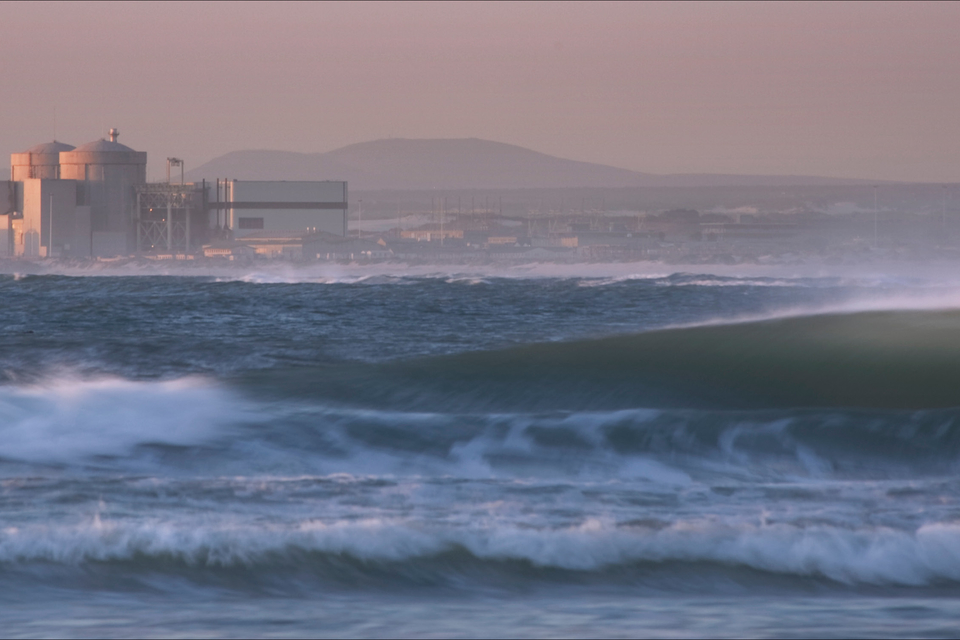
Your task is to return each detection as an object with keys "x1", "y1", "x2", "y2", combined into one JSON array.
[
  {"x1": 2, "y1": 132, "x2": 956, "y2": 266},
  {"x1": 0, "y1": 131, "x2": 349, "y2": 259}
]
